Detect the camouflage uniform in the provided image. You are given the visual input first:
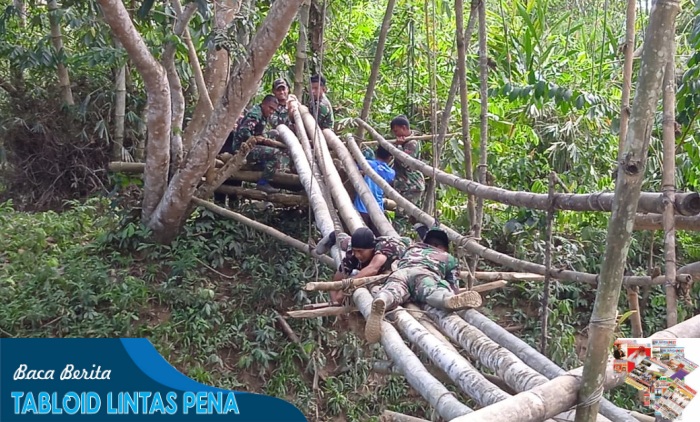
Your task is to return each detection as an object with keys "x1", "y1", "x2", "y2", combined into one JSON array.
[
  {"x1": 308, "y1": 95, "x2": 334, "y2": 130},
  {"x1": 380, "y1": 243, "x2": 460, "y2": 304},
  {"x1": 269, "y1": 103, "x2": 296, "y2": 133},
  {"x1": 231, "y1": 105, "x2": 291, "y2": 180},
  {"x1": 394, "y1": 140, "x2": 426, "y2": 210},
  {"x1": 338, "y1": 236, "x2": 412, "y2": 276}
]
